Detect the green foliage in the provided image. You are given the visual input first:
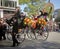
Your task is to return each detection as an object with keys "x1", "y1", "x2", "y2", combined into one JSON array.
[
  {"x1": 24, "y1": 7, "x2": 29, "y2": 12},
  {"x1": 19, "y1": 0, "x2": 46, "y2": 15},
  {"x1": 19, "y1": 0, "x2": 30, "y2": 4}
]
